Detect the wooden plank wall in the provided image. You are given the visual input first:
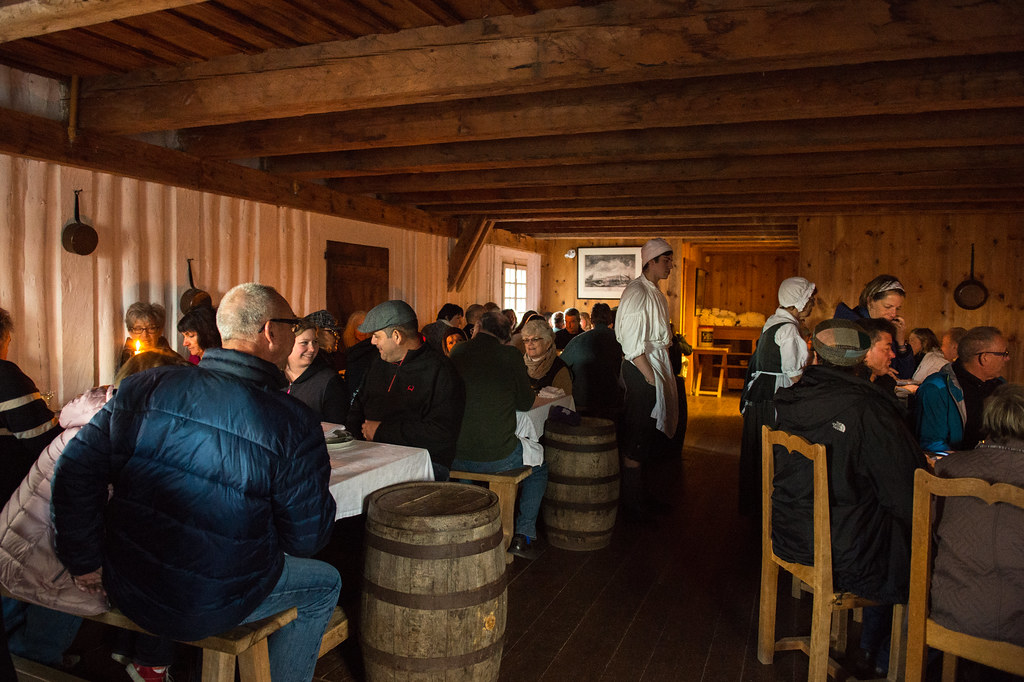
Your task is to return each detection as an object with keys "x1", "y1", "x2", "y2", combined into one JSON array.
[
  {"x1": 696, "y1": 249, "x2": 799, "y2": 317},
  {"x1": 0, "y1": 153, "x2": 494, "y2": 404},
  {"x1": 799, "y1": 215, "x2": 1024, "y2": 383},
  {"x1": 539, "y1": 238, "x2": 700, "y2": 339}
]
